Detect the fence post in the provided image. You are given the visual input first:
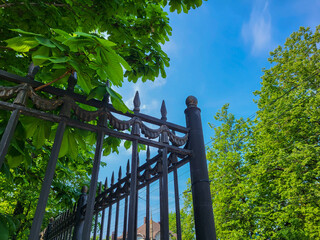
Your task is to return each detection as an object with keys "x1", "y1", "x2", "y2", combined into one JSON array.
[
  {"x1": 184, "y1": 96, "x2": 216, "y2": 240},
  {"x1": 72, "y1": 186, "x2": 88, "y2": 240}
]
